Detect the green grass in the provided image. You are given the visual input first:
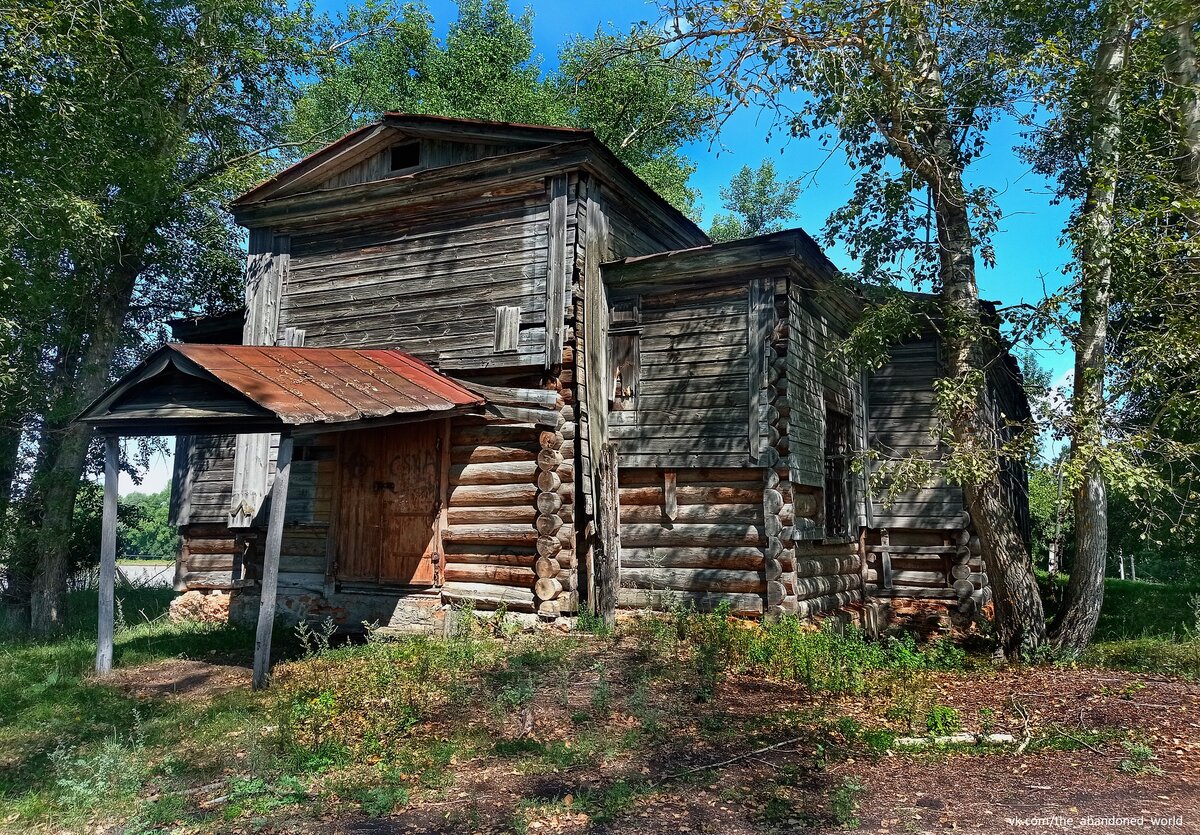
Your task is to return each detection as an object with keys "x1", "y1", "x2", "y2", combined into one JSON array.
[
  {"x1": 0, "y1": 579, "x2": 1196, "y2": 830},
  {"x1": 1040, "y1": 574, "x2": 1200, "y2": 679},
  {"x1": 0, "y1": 588, "x2": 275, "y2": 829}
]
